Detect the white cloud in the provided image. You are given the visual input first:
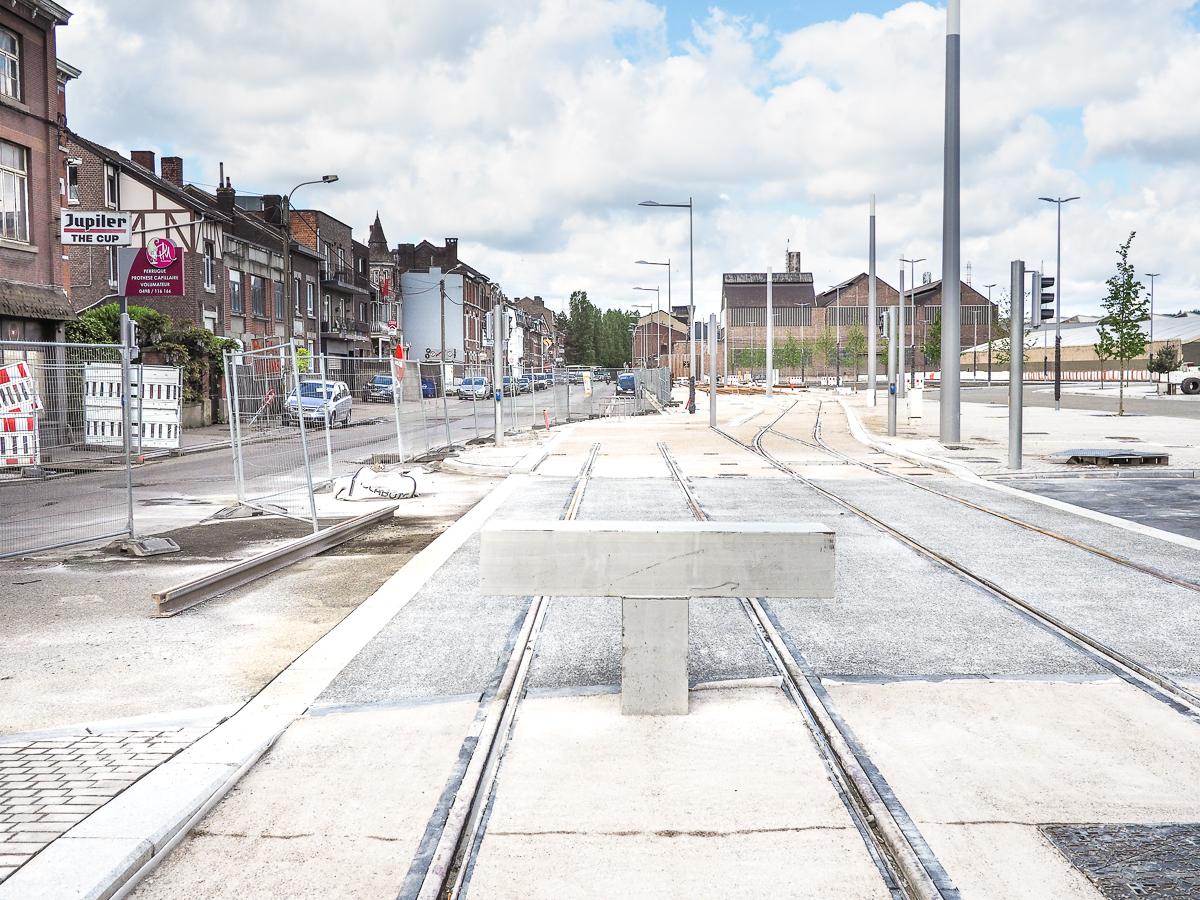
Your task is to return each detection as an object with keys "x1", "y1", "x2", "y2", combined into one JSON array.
[{"x1": 57, "y1": 0, "x2": 1200, "y2": 319}]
